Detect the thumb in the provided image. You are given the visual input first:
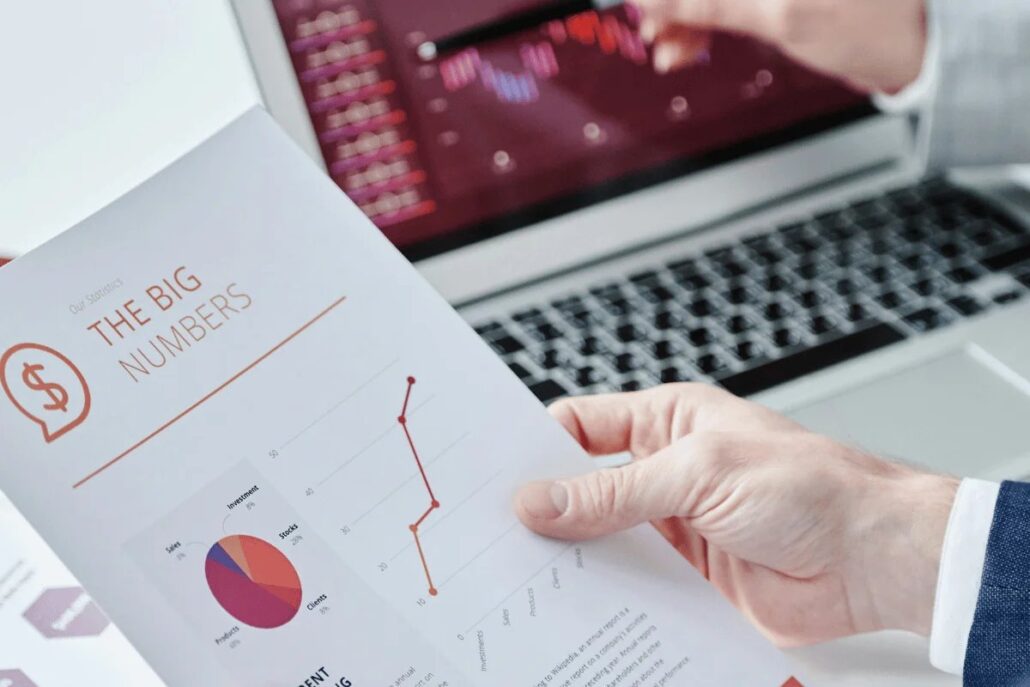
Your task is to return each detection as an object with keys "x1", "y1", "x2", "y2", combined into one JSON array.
[{"x1": 515, "y1": 449, "x2": 690, "y2": 540}]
